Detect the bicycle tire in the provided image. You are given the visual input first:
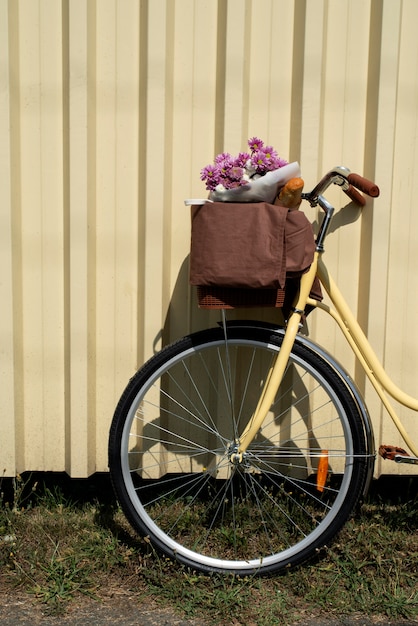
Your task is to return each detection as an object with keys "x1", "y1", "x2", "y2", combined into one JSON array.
[{"x1": 108, "y1": 324, "x2": 371, "y2": 575}]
